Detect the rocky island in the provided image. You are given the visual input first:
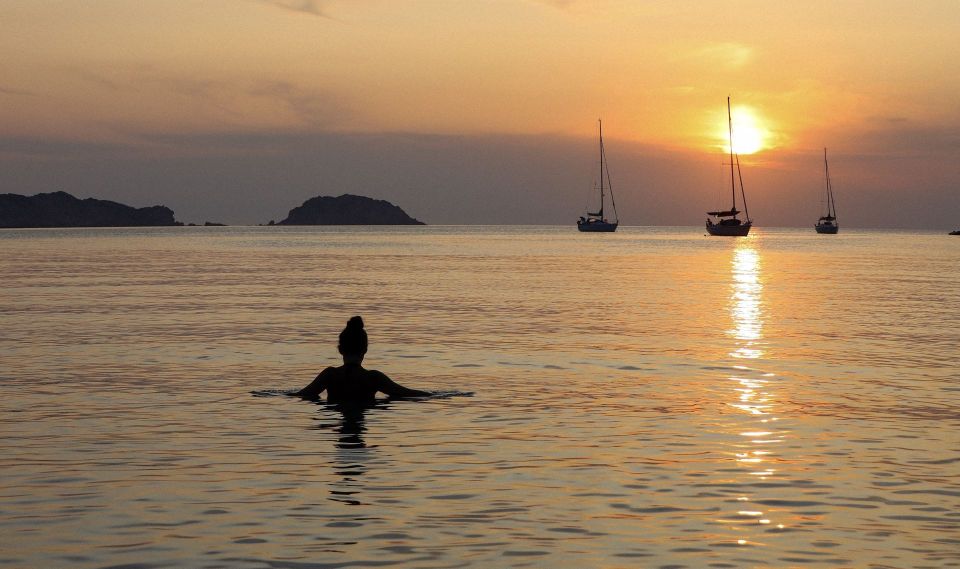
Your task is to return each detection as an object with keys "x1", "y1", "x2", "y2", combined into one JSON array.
[
  {"x1": 278, "y1": 194, "x2": 424, "y2": 225},
  {"x1": 0, "y1": 191, "x2": 179, "y2": 228}
]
